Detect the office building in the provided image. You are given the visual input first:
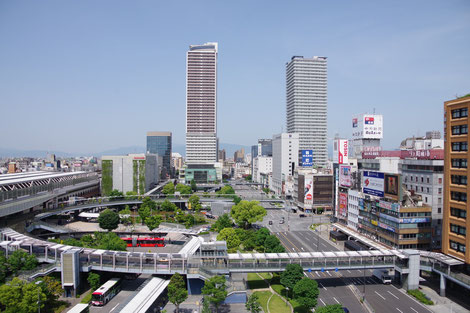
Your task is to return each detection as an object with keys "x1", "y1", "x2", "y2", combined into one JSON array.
[
  {"x1": 293, "y1": 168, "x2": 333, "y2": 213},
  {"x1": 171, "y1": 153, "x2": 184, "y2": 172},
  {"x1": 253, "y1": 156, "x2": 272, "y2": 186},
  {"x1": 272, "y1": 133, "x2": 299, "y2": 196},
  {"x1": 185, "y1": 42, "x2": 218, "y2": 165},
  {"x1": 286, "y1": 56, "x2": 328, "y2": 166},
  {"x1": 218, "y1": 149, "x2": 226, "y2": 162},
  {"x1": 101, "y1": 154, "x2": 159, "y2": 195},
  {"x1": 147, "y1": 131, "x2": 172, "y2": 178},
  {"x1": 234, "y1": 148, "x2": 245, "y2": 163},
  {"x1": 443, "y1": 96, "x2": 469, "y2": 264},
  {"x1": 351, "y1": 113, "x2": 383, "y2": 158}
]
